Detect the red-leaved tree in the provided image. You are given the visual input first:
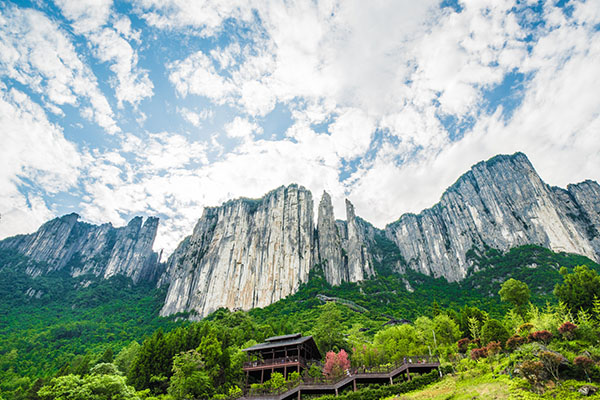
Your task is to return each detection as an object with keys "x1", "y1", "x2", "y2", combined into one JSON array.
[{"x1": 323, "y1": 350, "x2": 351, "y2": 379}]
